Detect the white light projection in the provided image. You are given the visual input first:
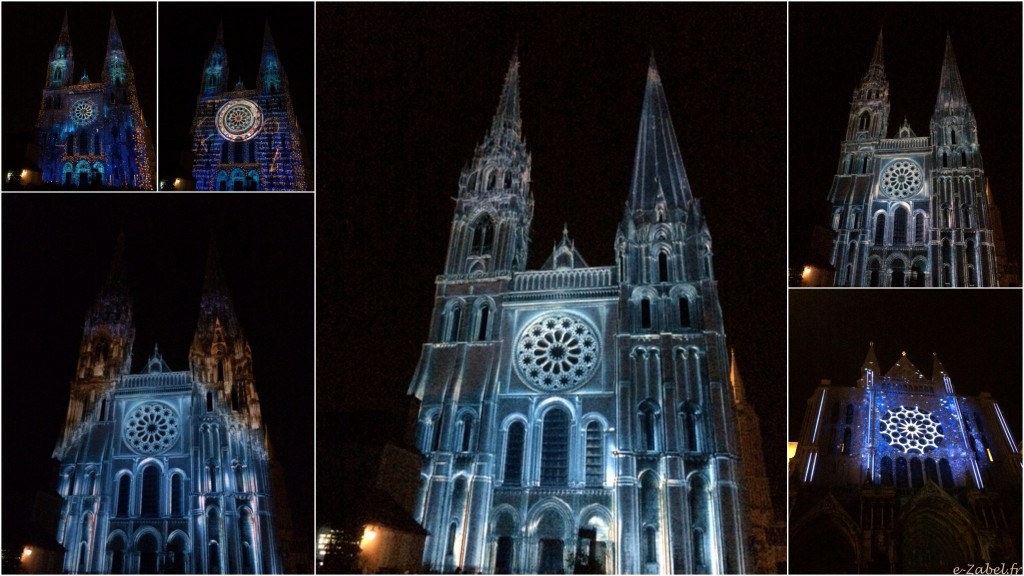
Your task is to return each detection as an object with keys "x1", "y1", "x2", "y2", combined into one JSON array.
[{"x1": 879, "y1": 405, "x2": 944, "y2": 454}]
